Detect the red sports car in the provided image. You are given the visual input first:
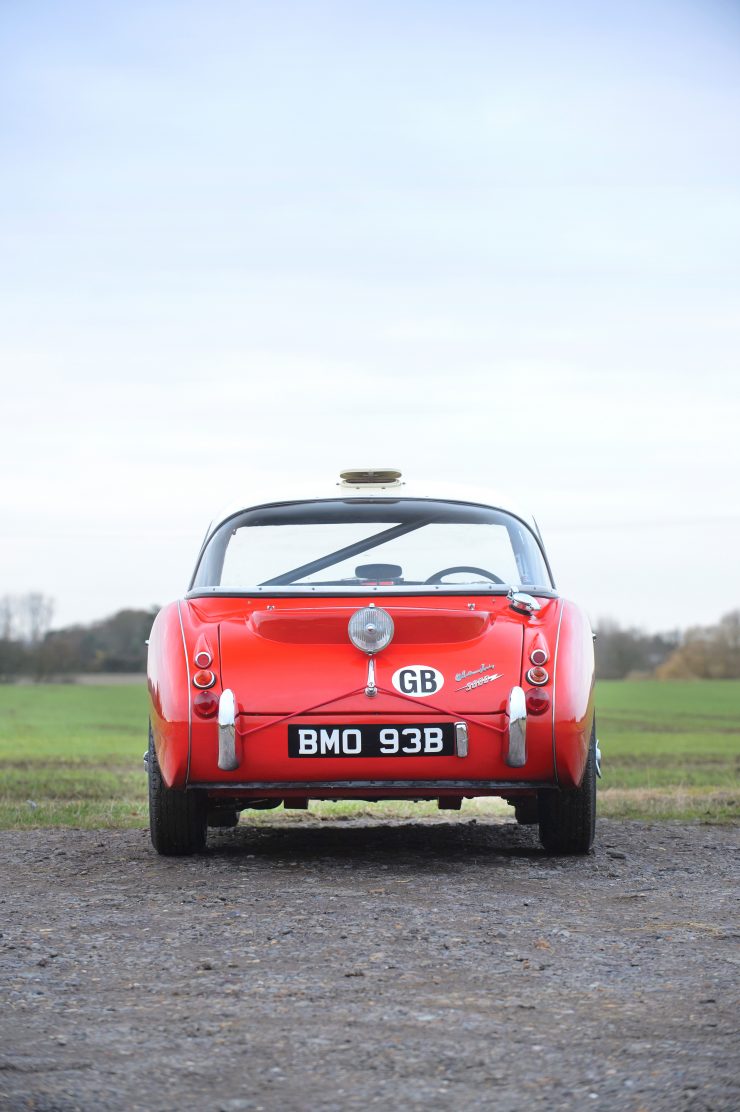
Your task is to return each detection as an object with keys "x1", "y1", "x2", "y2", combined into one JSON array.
[{"x1": 146, "y1": 469, "x2": 599, "y2": 855}]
